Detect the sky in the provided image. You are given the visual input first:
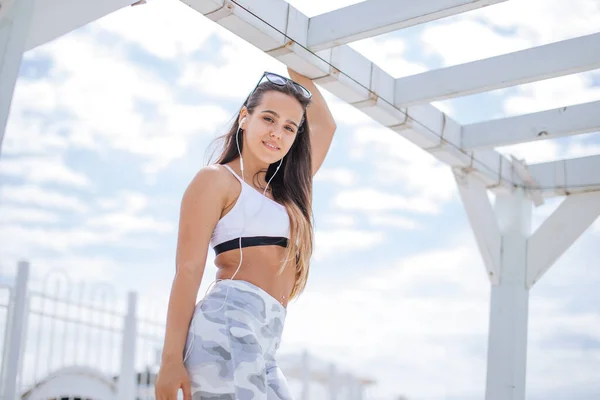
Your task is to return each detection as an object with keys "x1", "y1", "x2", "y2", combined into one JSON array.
[{"x1": 1, "y1": 0, "x2": 600, "y2": 399}]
